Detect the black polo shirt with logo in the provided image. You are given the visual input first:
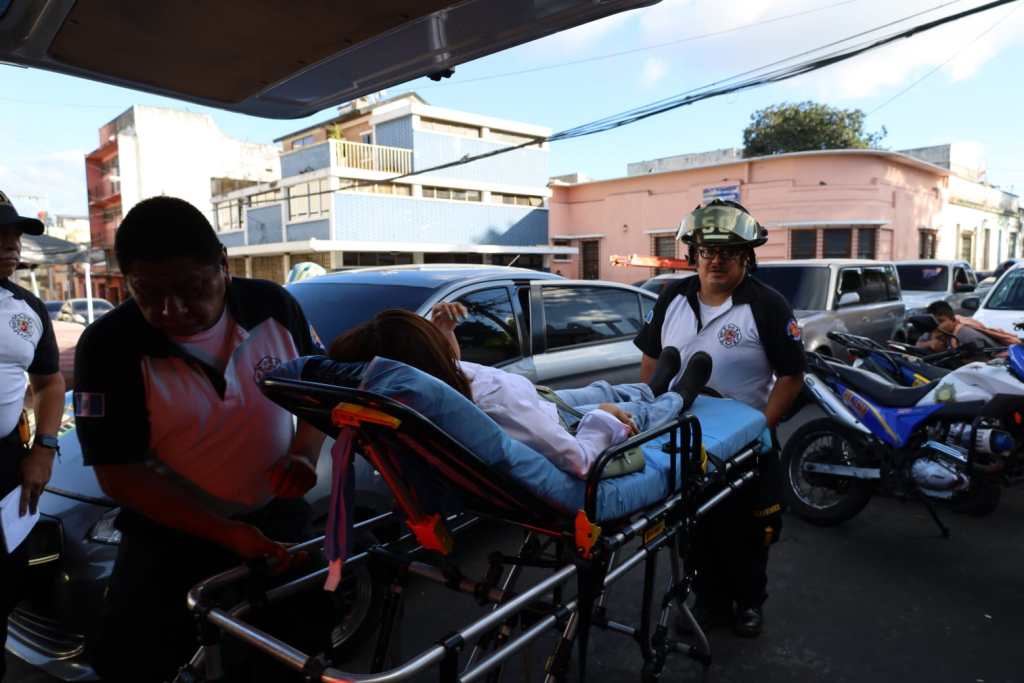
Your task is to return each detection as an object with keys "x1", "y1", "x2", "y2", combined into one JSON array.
[{"x1": 74, "y1": 277, "x2": 320, "y2": 511}]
